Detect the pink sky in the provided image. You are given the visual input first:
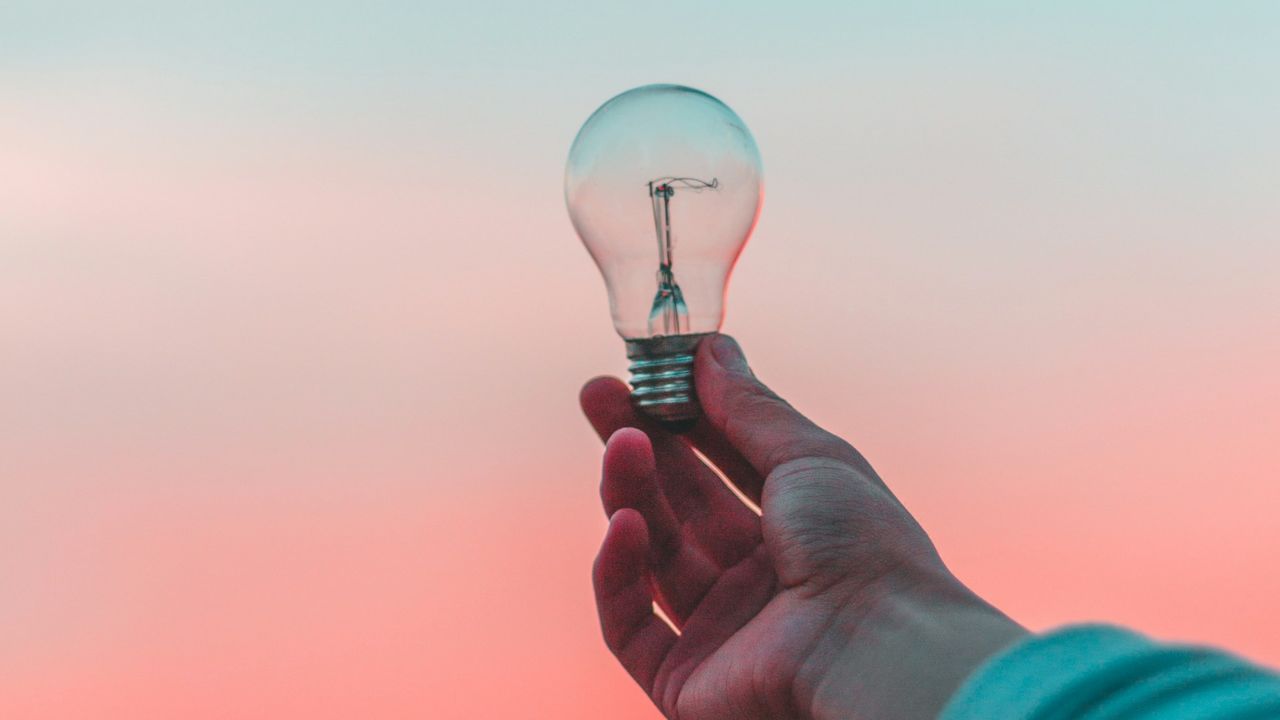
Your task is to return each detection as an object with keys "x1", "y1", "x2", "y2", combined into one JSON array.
[{"x1": 2, "y1": 4, "x2": 1278, "y2": 718}]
